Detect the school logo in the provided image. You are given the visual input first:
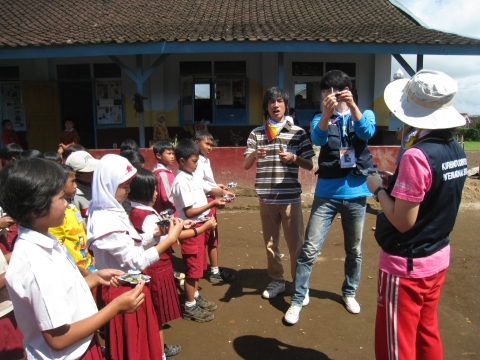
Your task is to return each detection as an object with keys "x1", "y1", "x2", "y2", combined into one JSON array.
[{"x1": 127, "y1": 165, "x2": 133, "y2": 173}]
